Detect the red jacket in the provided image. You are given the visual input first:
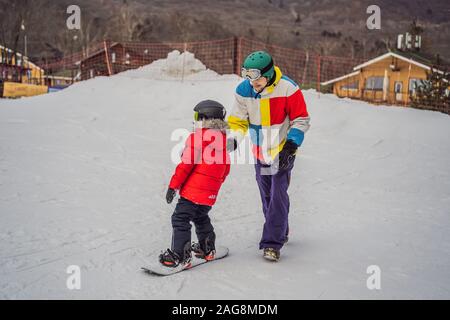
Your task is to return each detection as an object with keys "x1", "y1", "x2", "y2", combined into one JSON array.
[{"x1": 169, "y1": 126, "x2": 230, "y2": 206}]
